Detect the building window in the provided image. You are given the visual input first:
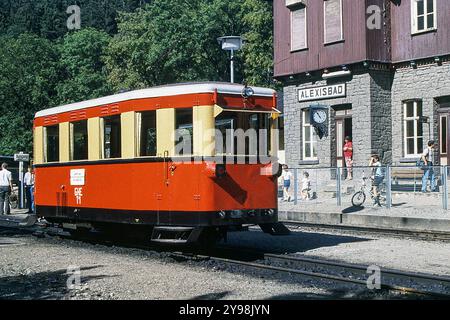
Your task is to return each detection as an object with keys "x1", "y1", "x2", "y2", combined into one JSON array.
[
  {"x1": 175, "y1": 109, "x2": 193, "y2": 155},
  {"x1": 291, "y1": 5, "x2": 307, "y2": 51},
  {"x1": 411, "y1": 0, "x2": 437, "y2": 34},
  {"x1": 403, "y1": 100, "x2": 424, "y2": 157},
  {"x1": 103, "y1": 115, "x2": 121, "y2": 159},
  {"x1": 324, "y1": 0, "x2": 343, "y2": 44},
  {"x1": 302, "y1": 110, "x2": 318, "y2": 160},
  {"x1": 70, "y1": 120, "x2": 88, "y2": 161},
  {"x1": 45, "y1": 125, "x2": 59, "y2": 163},
  {"x1": 137, "y1": 111, "x2": 157, "y2": 157}
]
